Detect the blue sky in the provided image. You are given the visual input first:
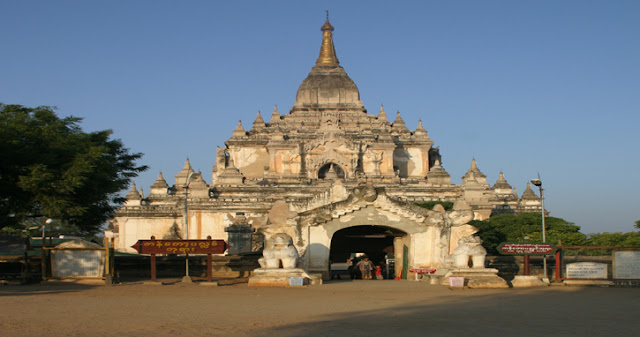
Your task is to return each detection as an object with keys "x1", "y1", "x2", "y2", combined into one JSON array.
[{"x1": 2, "y1": 1, "x2": 638, "y2": 234}]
